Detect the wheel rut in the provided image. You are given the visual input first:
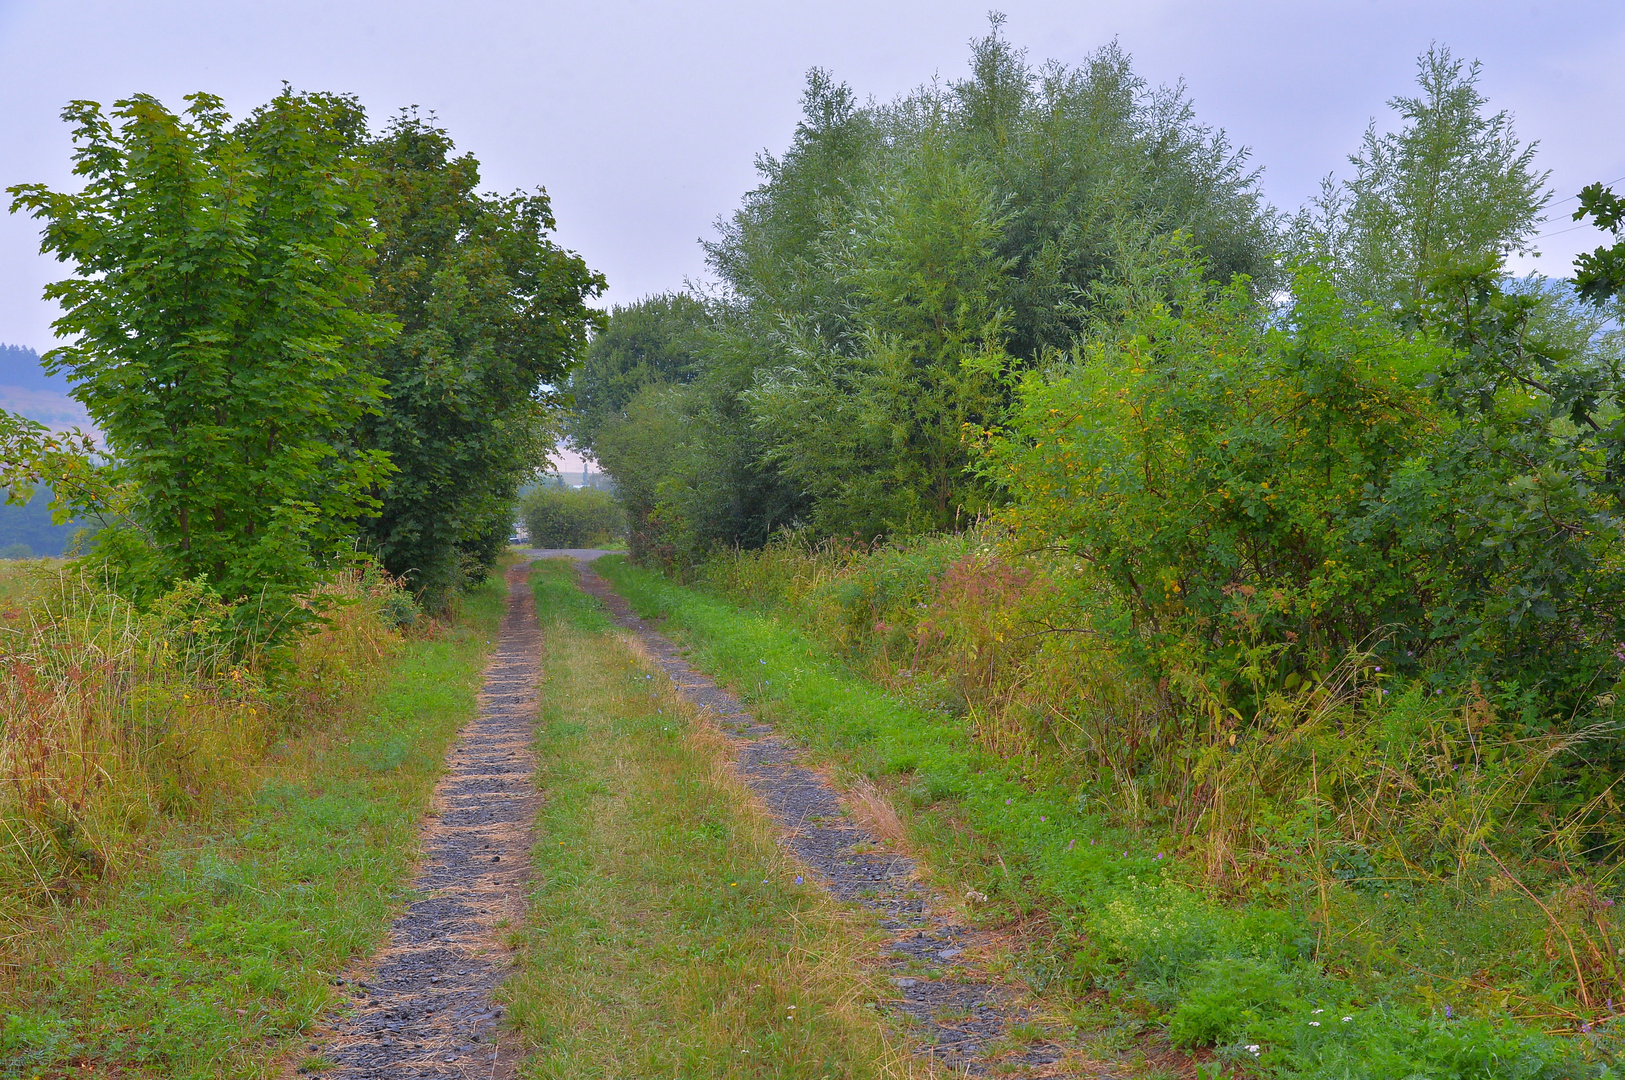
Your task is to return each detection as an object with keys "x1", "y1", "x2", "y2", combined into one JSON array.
[
  {"x1": 549, "y1": 551, "x2": 1081, "y2": 1077},
  {"x1": 294, "y1": 564, "x2": 542, "y2": 1079}
]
